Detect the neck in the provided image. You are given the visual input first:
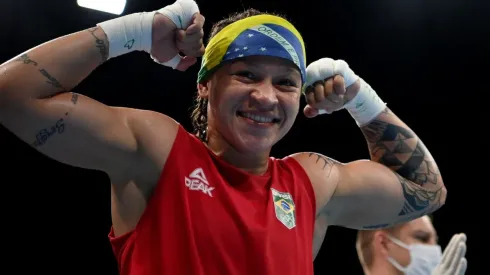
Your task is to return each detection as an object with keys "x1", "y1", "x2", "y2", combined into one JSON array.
[
  {"x1": 368, "y1": 261, "x2": 403, "y2": 275},
  {"x1": 206, "y1": 131, "x2": 270, "y2": 175}
]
